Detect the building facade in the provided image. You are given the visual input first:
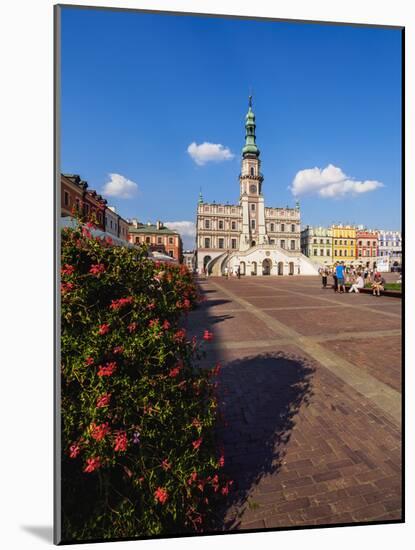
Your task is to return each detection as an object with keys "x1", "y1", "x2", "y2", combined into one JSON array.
[
  {"x1": 356, "y1": 229, "x2": 378, "y2": 269},
  {"x1": 196, "y1": 99, "x2": 318, "y2": 276},
  {"x1": 128, "y1": 220, "x2": 183, "y2": 262},
  {"x1": 301, "y1": 226, "x2": 333, "y2": 266},
  {"x1": 331, "y1": 225, "x2": 356, "y2": 266},
  {"x1": 377, "y1": 230, "x2": 402, "y2": 268},
  {"x1": 61, "y1": 174, "x2": 87, "y2": 217},
  {"x1": 105, "y1": 206, "x2": 119, "y2": 238},
  {"x1": 182, "y1": 251, "x2": 196, "y2": 272}
]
